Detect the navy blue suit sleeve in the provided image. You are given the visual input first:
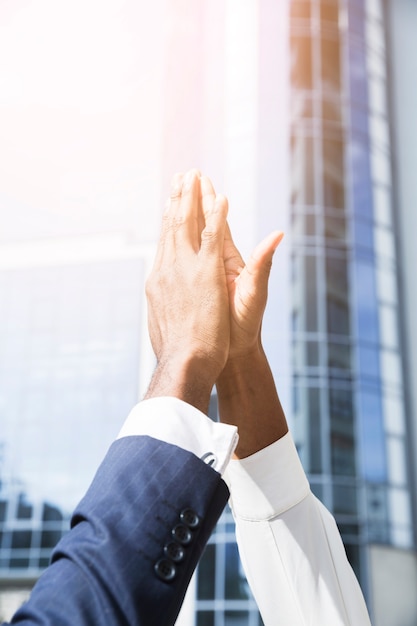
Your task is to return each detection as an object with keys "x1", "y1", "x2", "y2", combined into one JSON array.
[{"x1": 7, "y1": 436, "x2": 230, "y2": 626}]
